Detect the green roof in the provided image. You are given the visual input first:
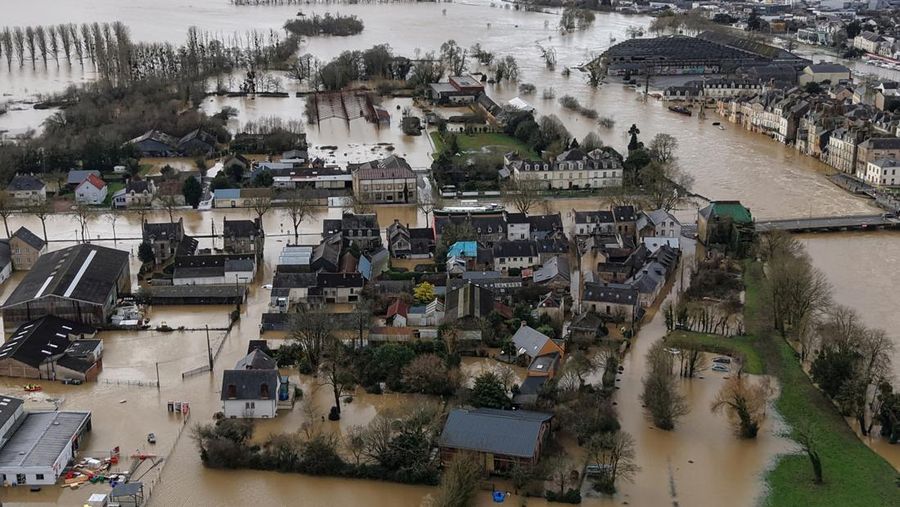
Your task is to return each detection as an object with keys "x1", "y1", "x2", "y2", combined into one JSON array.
[{"x1": 706, "y1": 201, "x2": 752, "y2": 223}]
